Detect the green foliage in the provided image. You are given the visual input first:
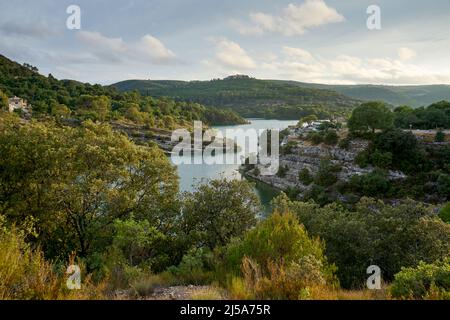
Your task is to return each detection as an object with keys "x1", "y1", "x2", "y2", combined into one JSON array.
[
  {"x1": 390, "y1": 259, "x2": 450, "y2": 300},
  {"x1": 435, "y1": 130, "x2": 446, "y2": 142},
  {"x1": 277, "y1": 165, "x2": 289, "y2": 178},
  {"x1": 437, "y1": 174, "x2": 450, "y2": 199},
  {"x1": 224, "y1": 211, "x2": 334, "y2": 276},
  {"x1": 366, "y1": 128, "x2": 426, "y2": 173},
  {"x1": 0, "y1": 89, "x2": 8, "y2": 110},
  {"x1": 222, "y1": 211, "x2": 337, "y2": 299},
  {"x1": 348, "y1": 102, "x2": 394, "y2": 134},
  {"x1": 323, "y1": 130, "x2": 339, "y2": 145},
  {"x1": 299, "y1": 168, "x2": 314, "y2": 186},
  {"x1": 299, "y1": 115, "x2": 318, "y2": 126},
  {"x1": 0, "y1": 55, "x2": 244, "y2": 126},
  {"x1": 112, "y1": 218, "x2": 166, "y2": 267},
  {"x1": 0, "y1": 118, "x2": 179, "y2": 261},
  {"x1": 308, "y1": 132, "x2": 324, "y2": 145},
  {"x1": 112, "y1": 77, "x2": 357, "y2": 120},
  {"x1": 394, "y1": 101, "x2": 450, "y2": 130},
  {"x1": 314, "y1": 160, "x2": 341, "y2": 187},
  {"x1": 280, "y1": 197, "x2": 450, "y2": 288},
  {"x1": 348, "y1": 169, "x2": 391, "y2": 197},
  {"x1": 167, "y1": 248, "x2": 214, "y2": 285},
  {"x1": 181, "y1": 179, "x2": 260, "y2": 250},
  {"x1": 439, "y1": 203, "x2": 450, "y2": 223}
]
